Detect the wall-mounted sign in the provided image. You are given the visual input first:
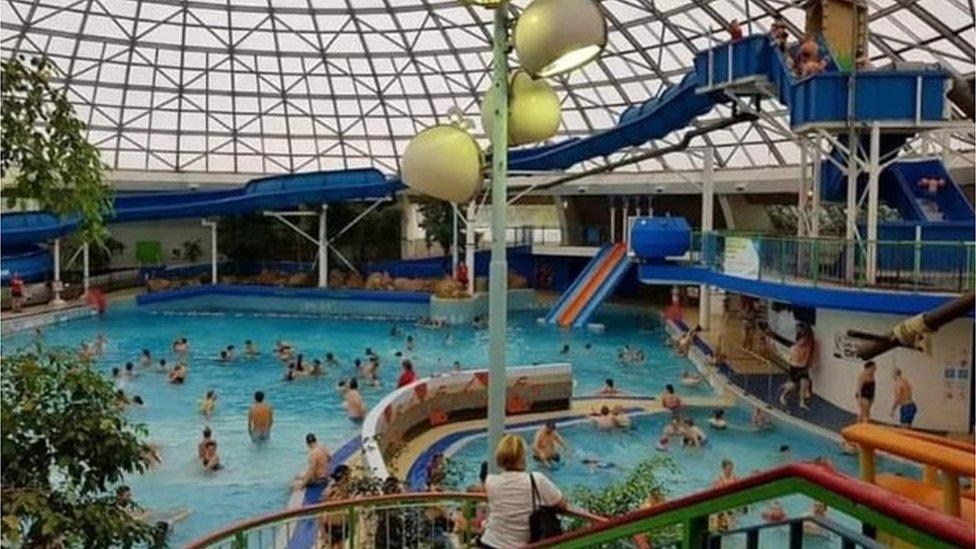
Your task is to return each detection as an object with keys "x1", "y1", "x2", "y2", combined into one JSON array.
[{"x1": 723, "y1": 237, "x2": 759, "y2": 280}]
